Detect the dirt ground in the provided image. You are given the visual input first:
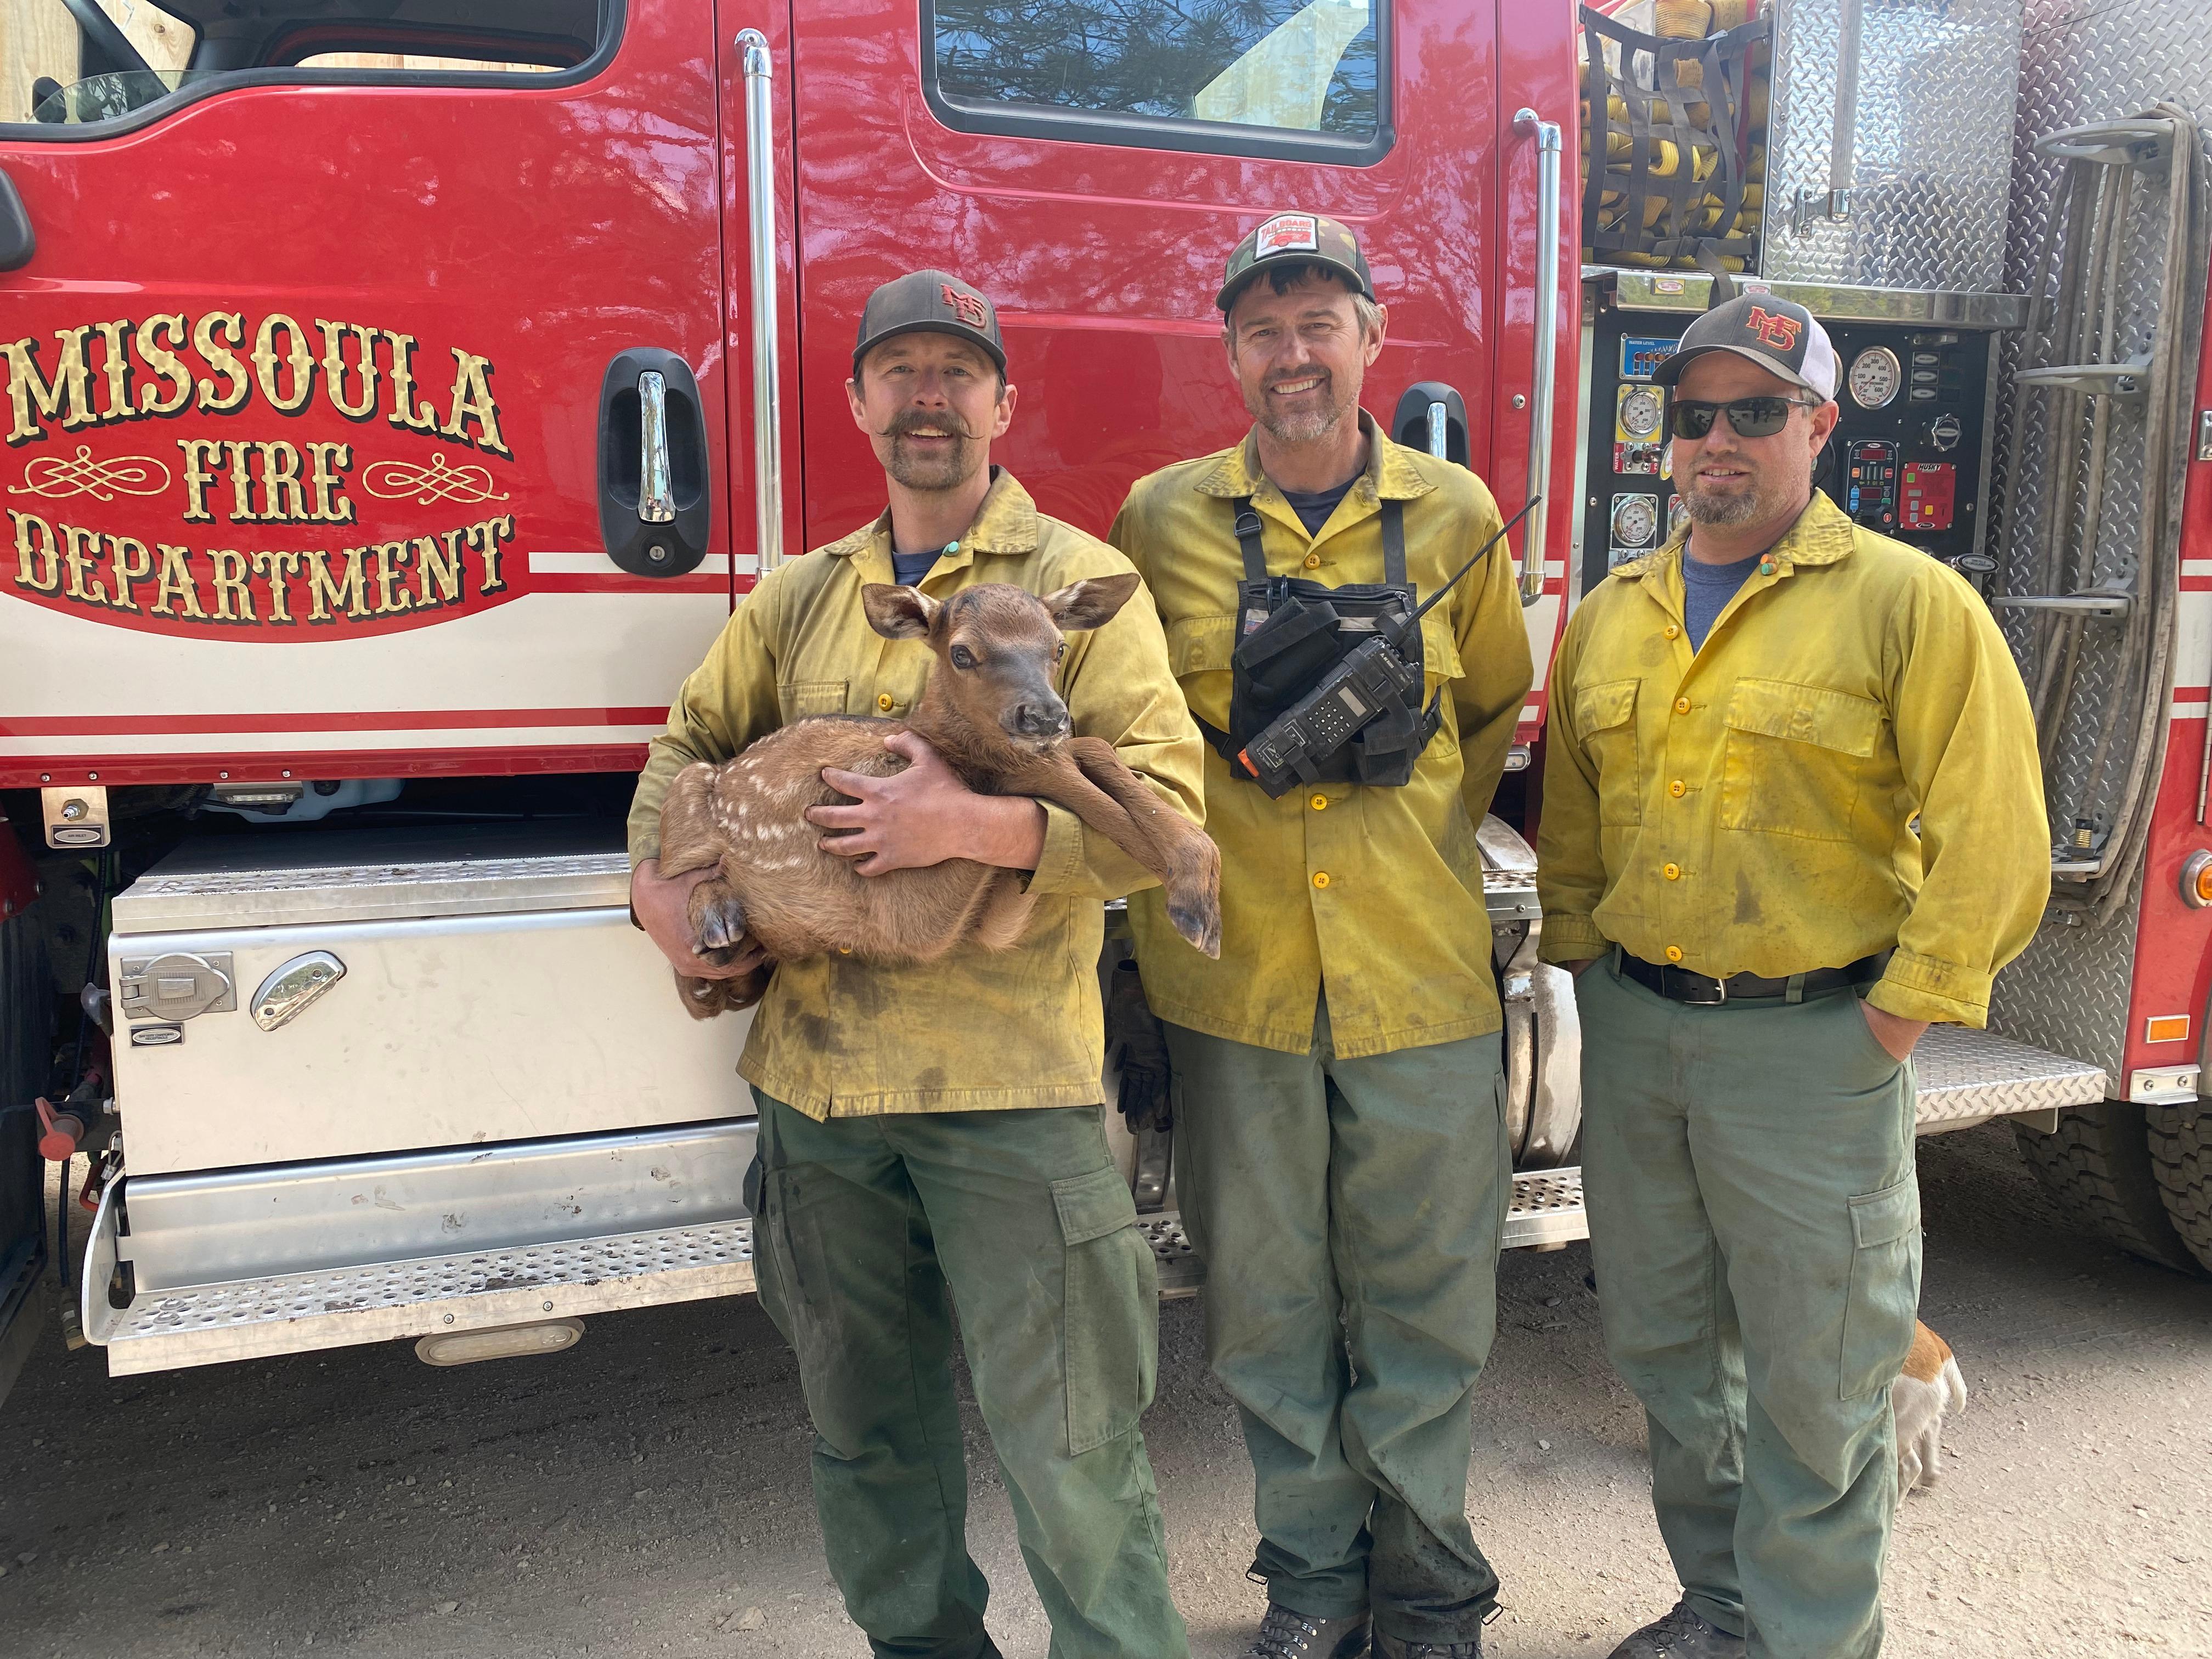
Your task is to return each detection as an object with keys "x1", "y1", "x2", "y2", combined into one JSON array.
[{"x1": 2, "y1": 1120, "x2": 2208, "y2": 1659}]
